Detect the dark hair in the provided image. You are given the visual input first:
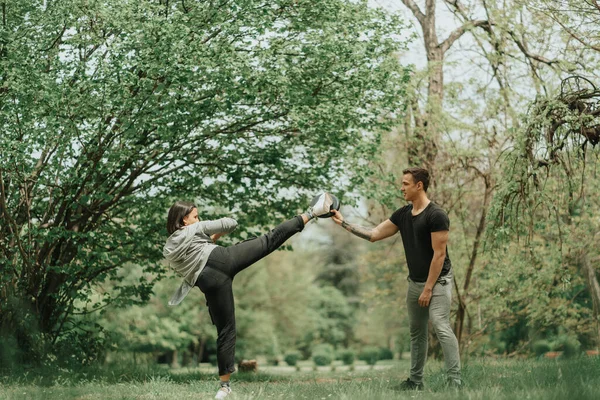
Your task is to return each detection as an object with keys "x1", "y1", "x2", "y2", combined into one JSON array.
[
  {"x1": 167, "y1": 201, "x2": 196, "y2": 235},
  {"x1": 402, "y1": 167, "x2": 430, "y2": 192}
]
